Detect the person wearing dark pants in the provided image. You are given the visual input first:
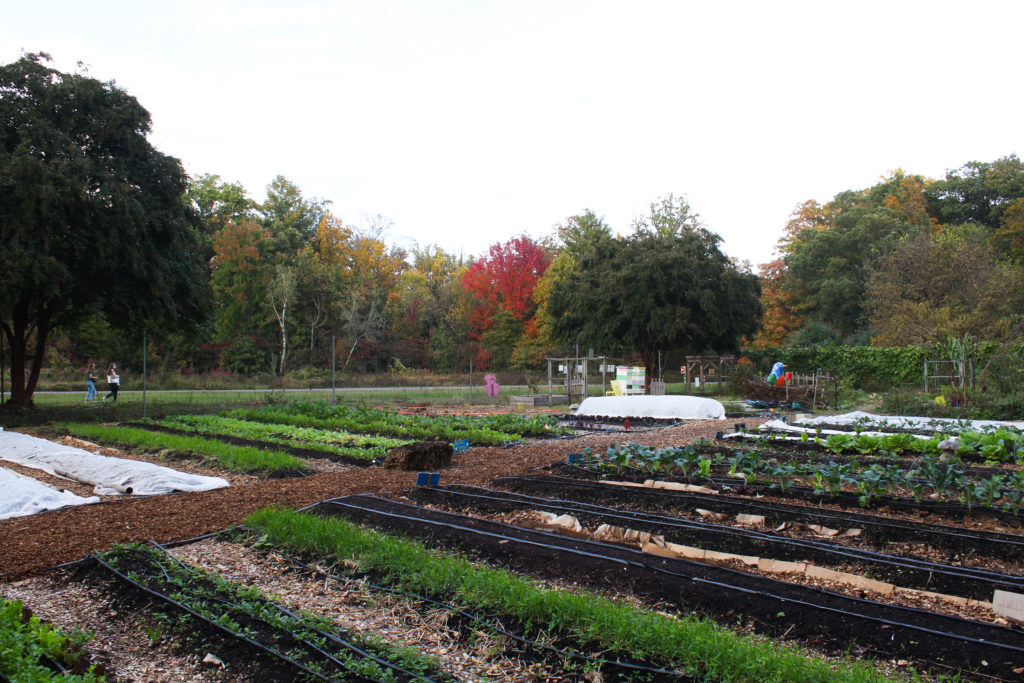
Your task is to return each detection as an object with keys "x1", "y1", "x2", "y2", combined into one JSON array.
[{"x1": 103, "y1": 363, "x2": 120, "y2": 402}]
